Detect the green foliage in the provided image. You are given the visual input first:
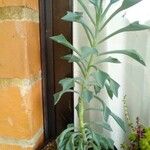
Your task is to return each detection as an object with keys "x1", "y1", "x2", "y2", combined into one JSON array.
[
  {"x1": 50, "y1": 0, "x2": 148, "y2": 149},
  {"x1": 56, "y1": 124, "x2": 115, "y2": 150},
  {"x1": 122, "y1": 117, "x2": 150, "y2": 150},
  {"x1": 140, "y1": 128, "x2": 150, "y2": 150}
]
